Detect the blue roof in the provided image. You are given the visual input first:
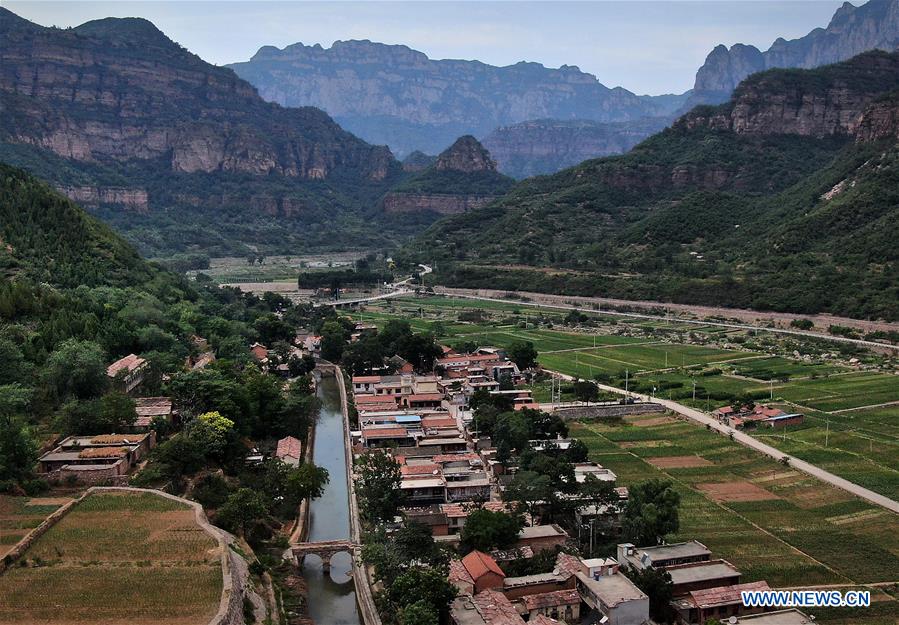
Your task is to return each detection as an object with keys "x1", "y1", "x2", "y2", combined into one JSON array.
[{"x1": 395, "y1": 415, "x2": 422, "y2": 424}]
